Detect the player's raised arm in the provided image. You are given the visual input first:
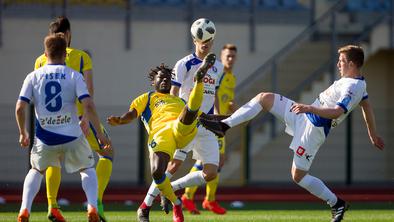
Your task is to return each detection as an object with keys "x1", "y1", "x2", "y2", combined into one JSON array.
[
  {"x1": 107, "y1": 109, "x2": 138, "y2": 126},
  {"x1": 359, "y1": 99, "x2": 384, "y2": 150}
]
